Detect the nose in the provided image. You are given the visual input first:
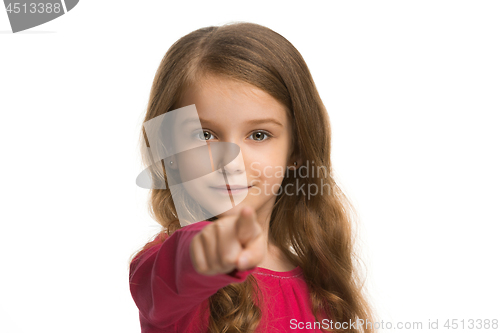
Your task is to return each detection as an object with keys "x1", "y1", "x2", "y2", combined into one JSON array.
[
  {"x1": 218, "y1": 154, "x2": 244, "y2": 175},
  {"x1": 214, "y1": 141, "x2": 245, "y2": 175}
]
